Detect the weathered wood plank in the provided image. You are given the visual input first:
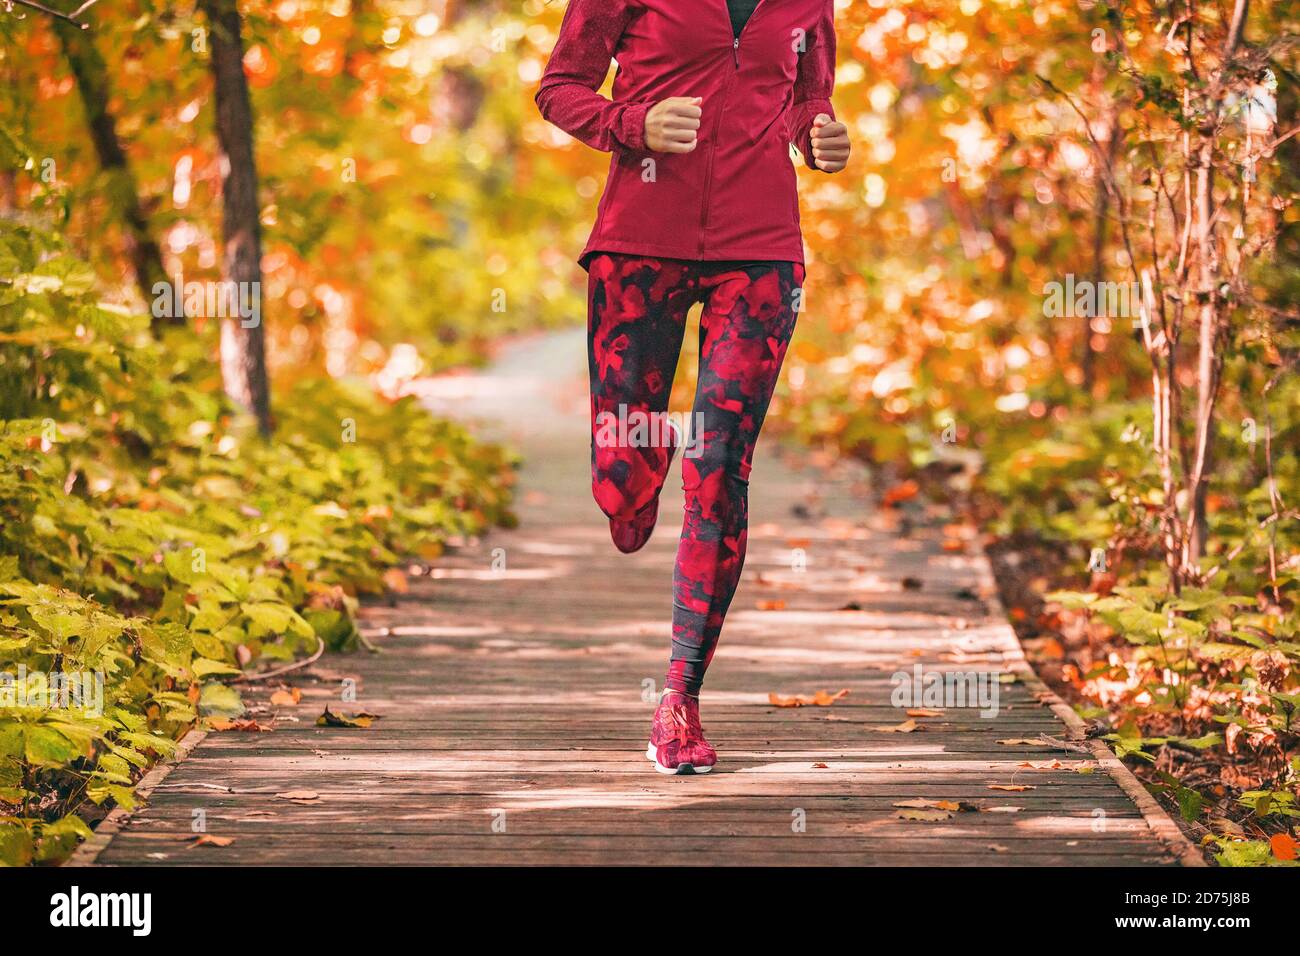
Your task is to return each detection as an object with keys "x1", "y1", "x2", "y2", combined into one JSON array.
[{"x1": 80, "y1": 331, "x2": 1196, "y2": 868}]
